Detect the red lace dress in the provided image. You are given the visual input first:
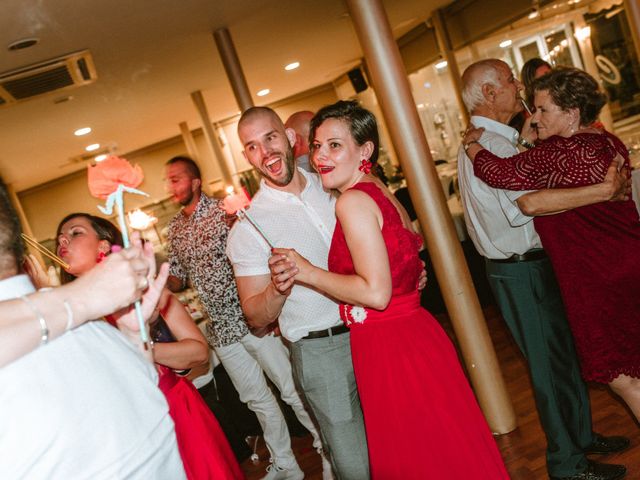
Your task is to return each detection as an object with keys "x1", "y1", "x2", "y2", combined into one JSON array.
[
  {"x1": 474, "y1": 132, "x2": 640, "y2": 383},
  {"x1": 105, "y1": 317, "x2": 243, "y2": 480},
  {"x1": 328, "y1": 182, "x2": 508, "y2": 479}
]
